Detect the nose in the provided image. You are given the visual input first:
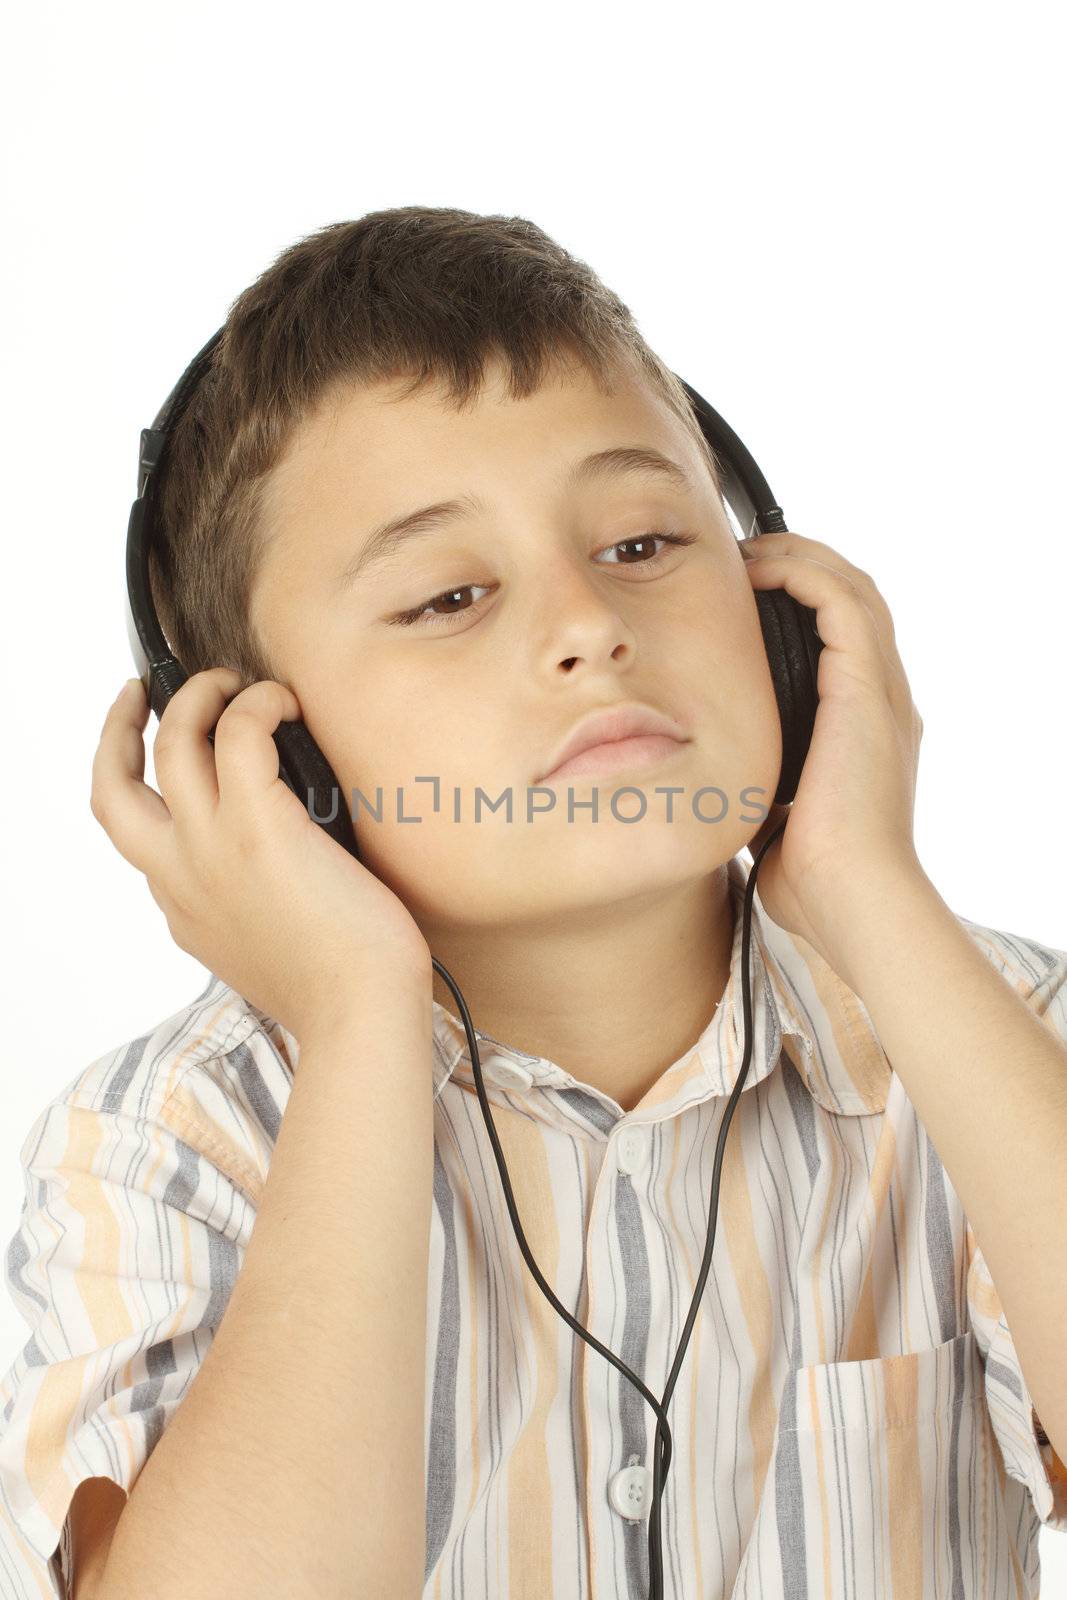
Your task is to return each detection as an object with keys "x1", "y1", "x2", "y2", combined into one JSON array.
[{"x1": 536, "y1": 558, "x2": 635, "y2": 671}]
